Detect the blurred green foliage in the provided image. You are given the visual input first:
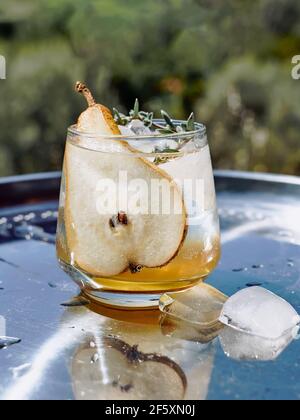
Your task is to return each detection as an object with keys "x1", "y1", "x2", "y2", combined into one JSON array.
[{"x1": 0, "y1": 0, "x2": 299, "y2": 176}]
